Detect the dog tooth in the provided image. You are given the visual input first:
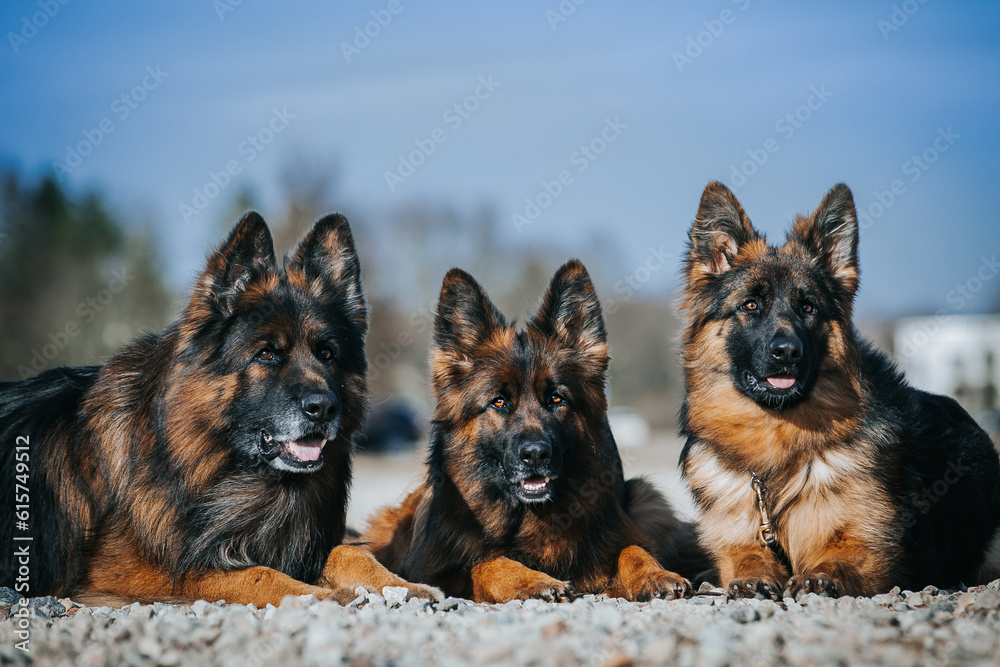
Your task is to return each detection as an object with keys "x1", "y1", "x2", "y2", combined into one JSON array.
[{"x1": 320, "y1": 438, "x2": 328, "y2": 449}]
